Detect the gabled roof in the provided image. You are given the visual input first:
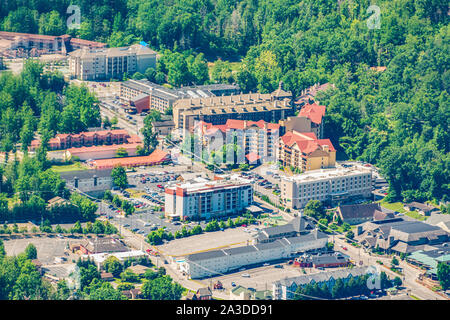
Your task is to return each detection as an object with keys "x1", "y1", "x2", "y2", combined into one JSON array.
[
  {"x1": 338, "y1": 203, "x2": 382, "y2": 220},
  {"x1": 298, "y1": 103, "x2": 326, "y2": 124},
  {"x1": 281, "y1": 131, "x2": 336, "y2": 154}
]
